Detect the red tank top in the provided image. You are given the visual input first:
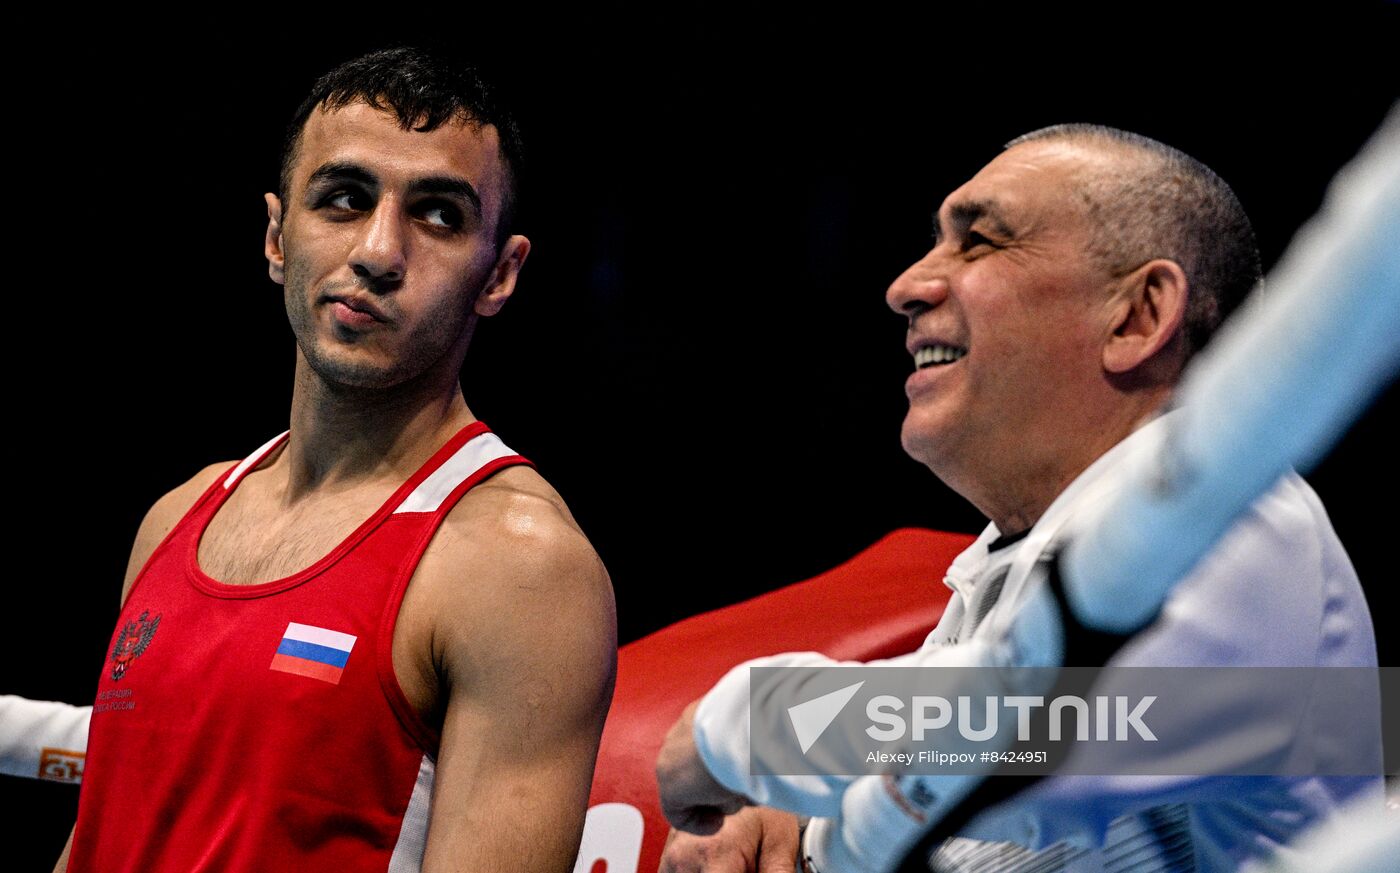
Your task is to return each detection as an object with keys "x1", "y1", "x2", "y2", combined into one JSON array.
[{"x1": 68, "y1": 421, "x2": 531, "y2": 873}]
